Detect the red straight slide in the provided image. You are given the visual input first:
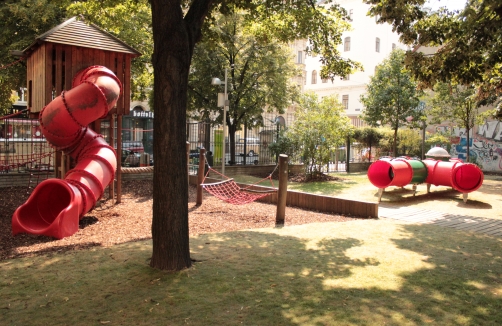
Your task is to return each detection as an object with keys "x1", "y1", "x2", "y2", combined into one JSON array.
[{"x1": 12, "y1": 66, "x2": 121, "y2": 239}]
